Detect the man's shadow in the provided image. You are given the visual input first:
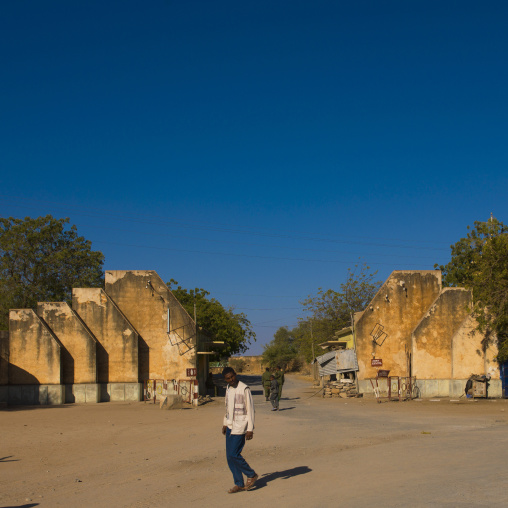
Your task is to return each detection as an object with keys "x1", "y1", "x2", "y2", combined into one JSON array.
[{"x1": 250, "y1": 466, "x2": 312, "y2": 490}]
